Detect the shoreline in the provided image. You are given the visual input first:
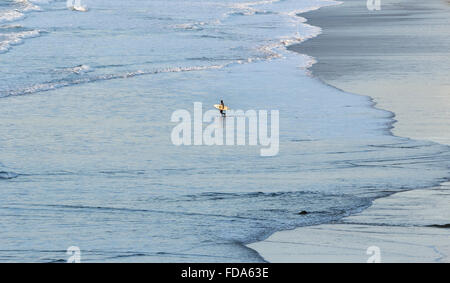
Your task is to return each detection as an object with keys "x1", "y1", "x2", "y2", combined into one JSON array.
[
  {"x1": 289, "y1": 0, "x2": 450, "y2": 145},
  {"x1": 248, "y1": 182, "x2": 450, "y2": 262},
  {"x1": 247, "y1": 0, "x2": 450, "y2": 262}
]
